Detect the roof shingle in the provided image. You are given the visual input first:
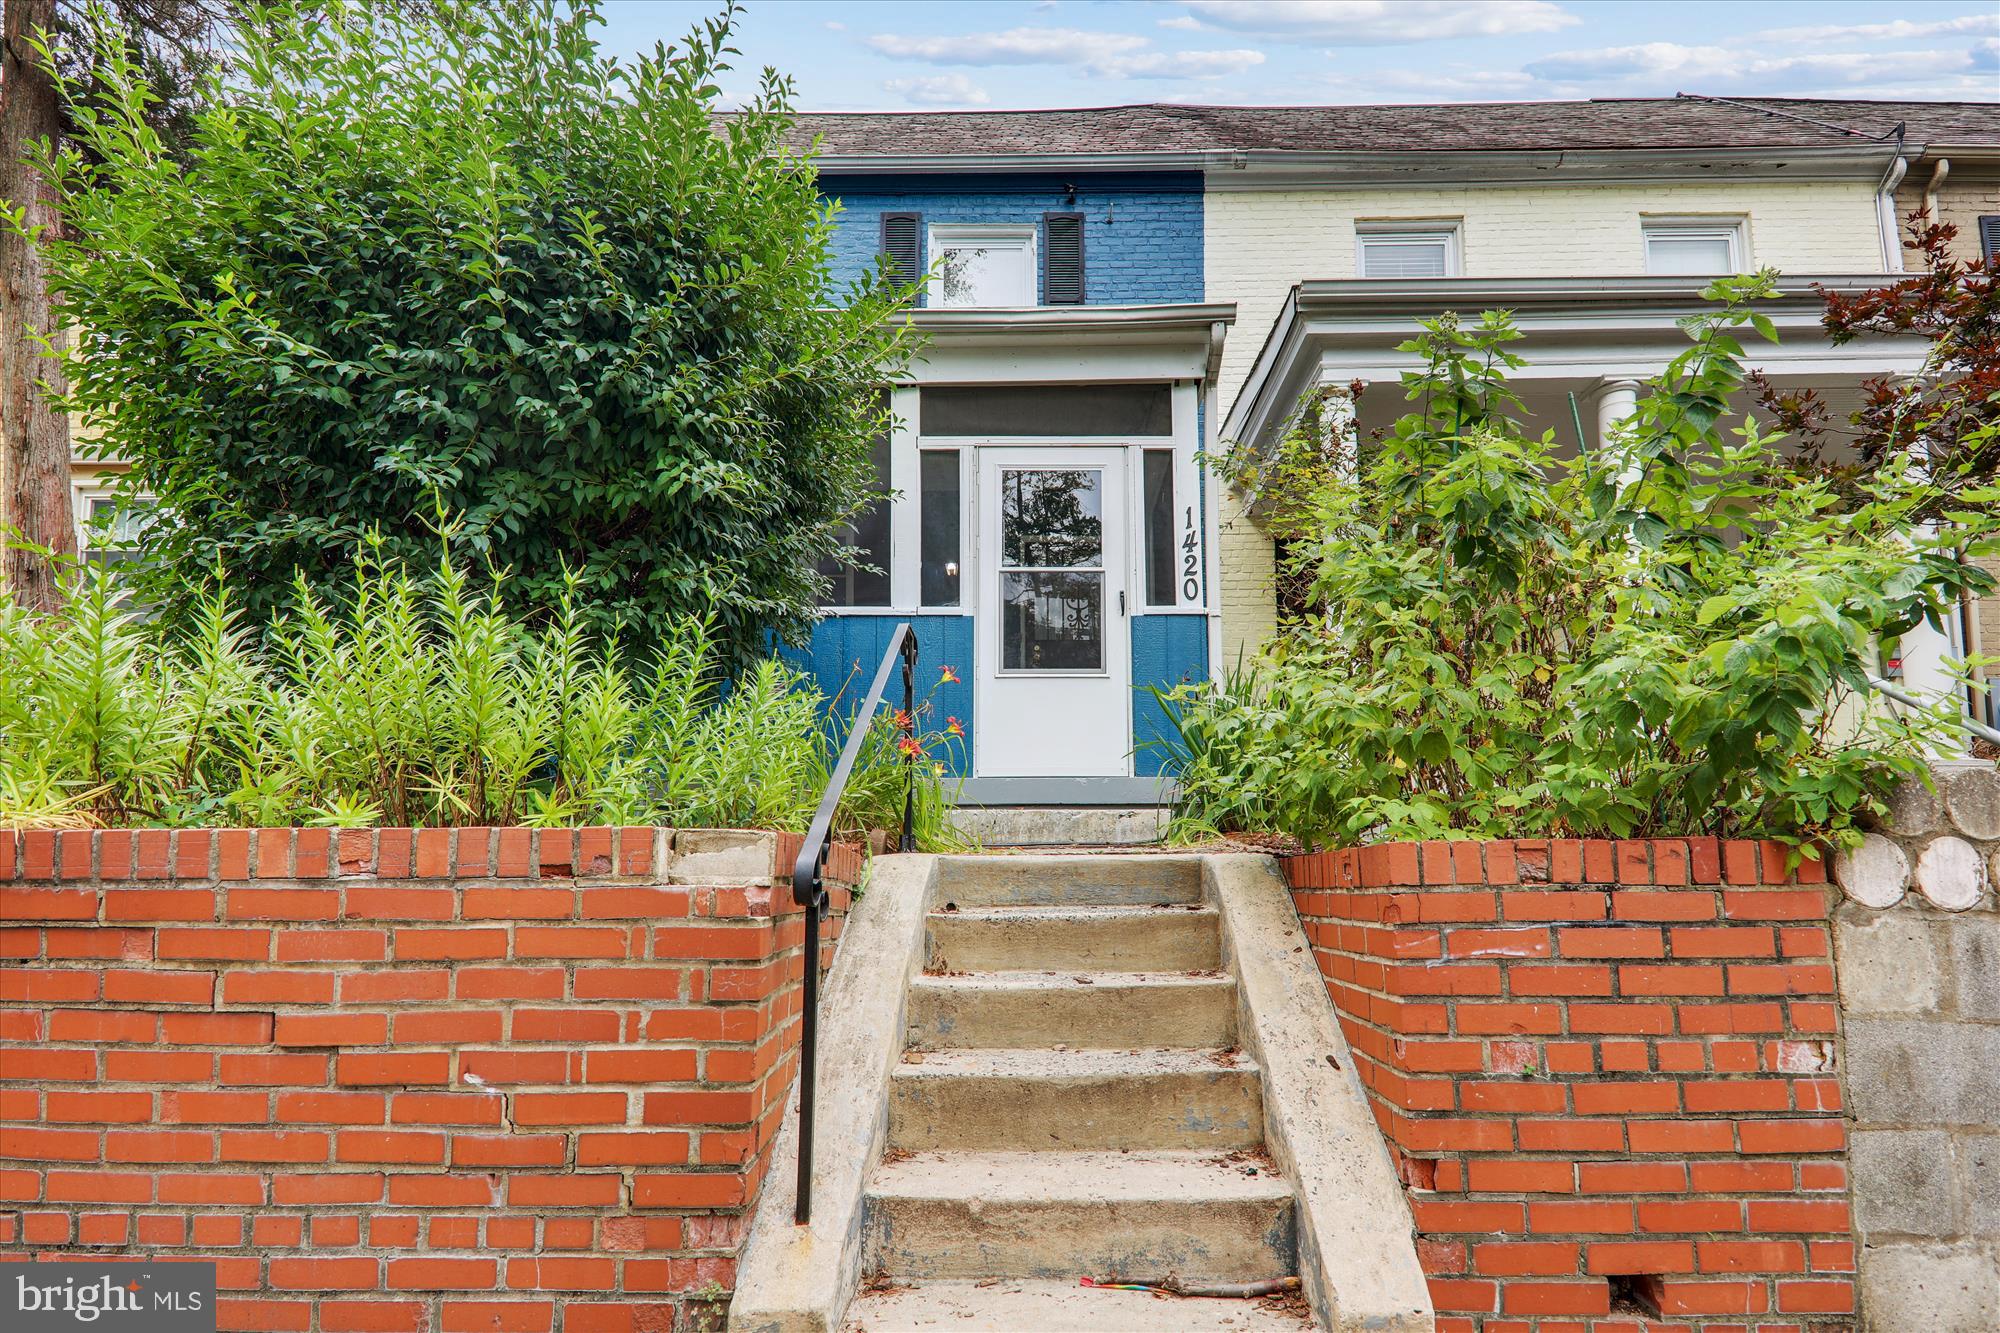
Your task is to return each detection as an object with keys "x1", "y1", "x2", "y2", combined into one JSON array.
[{"x1": 782, "y1": 96, "x2": 1999, "y2": 159}]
